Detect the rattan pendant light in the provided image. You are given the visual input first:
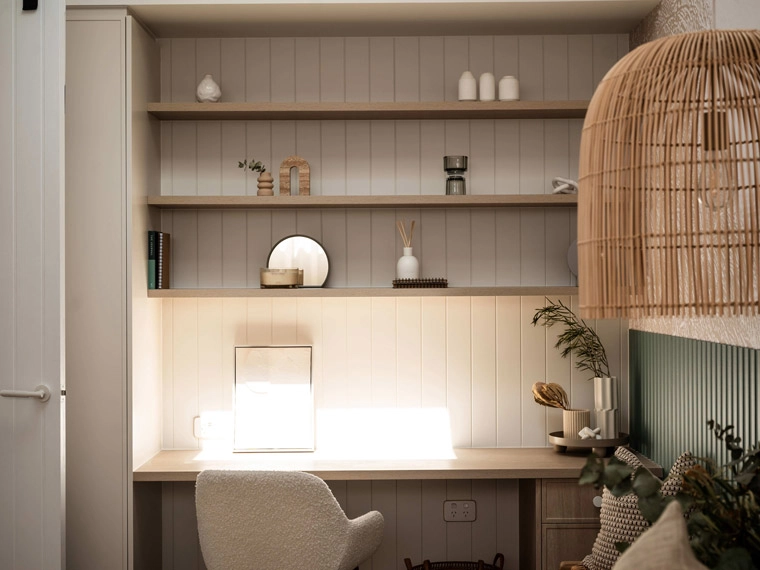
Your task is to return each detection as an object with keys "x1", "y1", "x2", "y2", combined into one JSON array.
[{"x1": 578, "y1": 30, "x2": 760, "y2": 318}]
